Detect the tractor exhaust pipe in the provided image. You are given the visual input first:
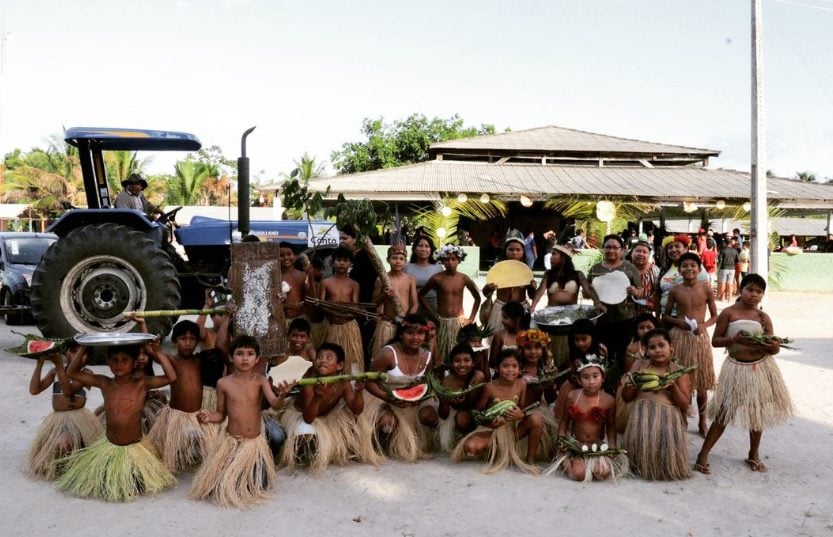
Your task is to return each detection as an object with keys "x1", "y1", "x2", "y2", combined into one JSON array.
[{"x1": 237, "y1": 126, "x2": 257, "y2": 238}]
